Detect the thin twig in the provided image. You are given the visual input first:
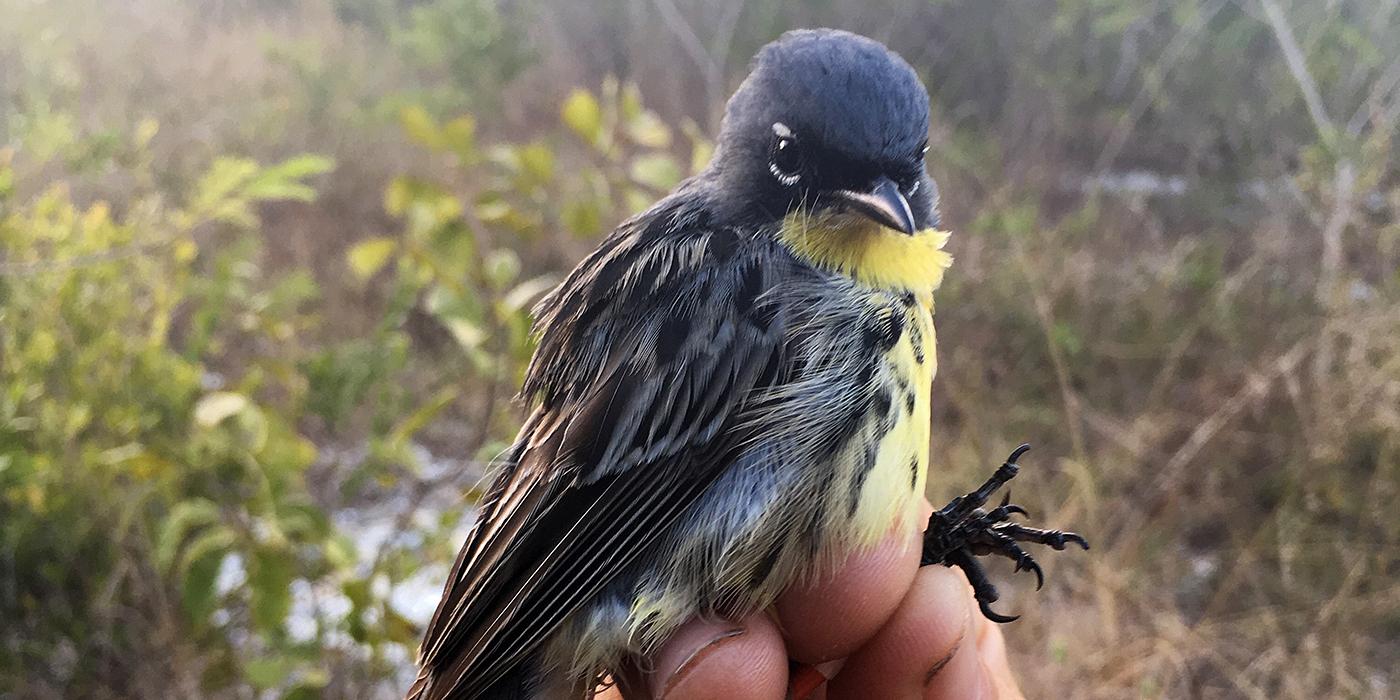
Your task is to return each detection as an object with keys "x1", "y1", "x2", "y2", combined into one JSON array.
[
  {"x1": 650, "y1": 0, "x2": 725, "y2": 125},
  {"x1": 1259, "y1": 0, "x2": 1334, "y2": 137},
  {"x1": 1258, "y1": 0, "x2": 1357, "y2": 389}
]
